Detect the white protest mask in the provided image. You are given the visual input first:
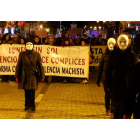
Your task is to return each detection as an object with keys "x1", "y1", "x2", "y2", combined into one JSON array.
[
  {"x1": 26, "y1": 42, "x2": 33, "y2": 50},
  {"x1": 117, "y1": 34, "x2": 129, "y2": 50},
  {"x1": 107, "y1": 38, "x2": 116, "y2": 50}
]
